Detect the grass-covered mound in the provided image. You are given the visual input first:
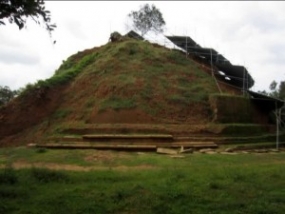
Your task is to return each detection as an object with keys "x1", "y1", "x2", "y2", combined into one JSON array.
[
  {"x1": 0, "y1": 37, "x2": 226, "y2": 146},
  {"x1": 49, "y1": 38, "x2": 219, "y2": 124}
]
